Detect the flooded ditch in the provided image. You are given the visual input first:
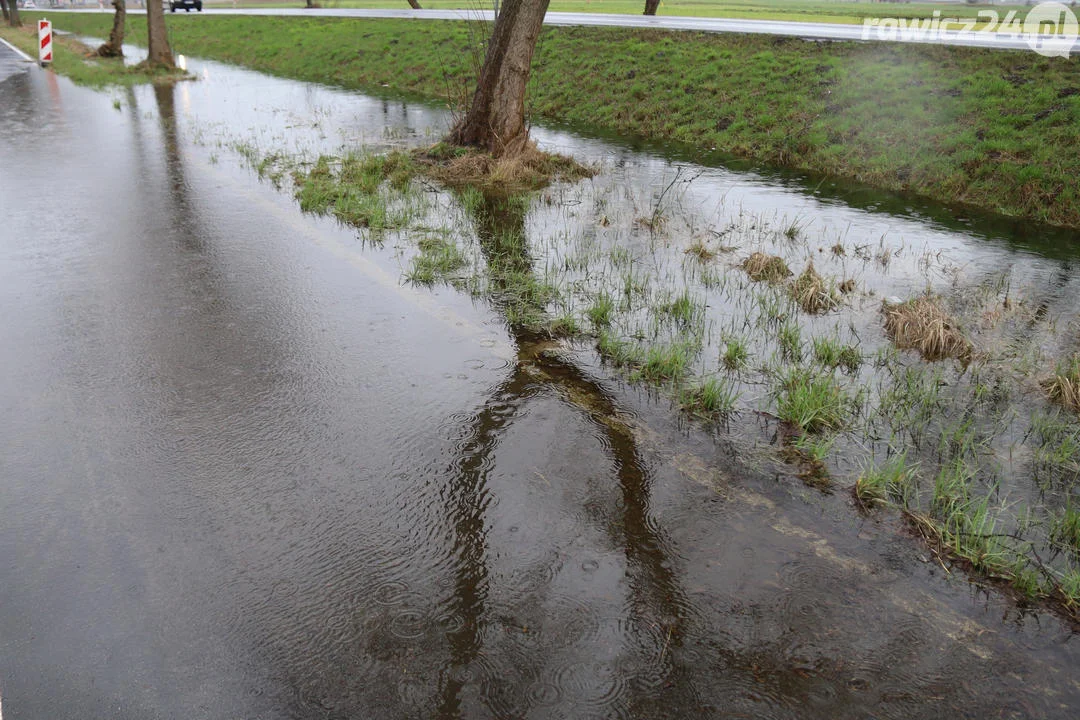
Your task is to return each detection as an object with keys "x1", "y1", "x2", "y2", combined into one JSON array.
[{"x1": 188, "y1": 50, "x2": 1080, "y2": 608}]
